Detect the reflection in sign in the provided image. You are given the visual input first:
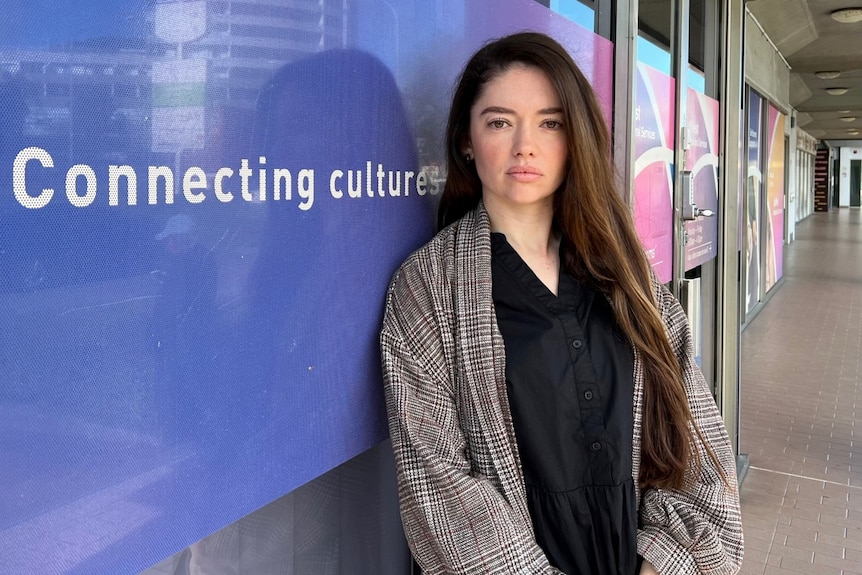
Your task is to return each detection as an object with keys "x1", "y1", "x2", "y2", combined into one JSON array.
[{"x1": 151, "y1": 59, "x2": 207, "y2": 152}]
